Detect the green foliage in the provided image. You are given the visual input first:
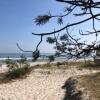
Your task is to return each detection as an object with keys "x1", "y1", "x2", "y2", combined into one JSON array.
[
  {"x1": 18, "y1": 54, "x2": 27, "y2": 64},
  {"x1": 4, "y1": 55, "x2": 30, "y2": 80},
  {"x1": 35, "y1": 15, "x2": 51, "y2": 25},
  {"x1": 46, "y1": 37, "x2": 55, "y2": 44},
  {"x1": 5, "y1": 57, "x2": 18, "y2": 71},
  {"x1": 56, "y1": 44, "x2": 67, "y2": 53},
  {"x1": 46, "y1": 33, "x2": 71, "y2": 58},
  {"x1": 32, "y1": 50, "x2": 40, "y2": 61},
  {"x1": 5, "y1": 66, "x2": 30, "y2": 79},
  {"x1": 17, "y1": 54, "x2": 27, "y2": 68},
  {"x1": 57, "y1": 17, "x2": 63, "y2": 25},
  {"x1": 55, "y1": 51, "x2": 61, "y2": 57},
  {"x1": 48, "y1": 55, "x2": 55, "y2": 62},
  {"x1": 94, "y1": 47, "x2": 100, "y2": 65},
  {"x1": 33, "y1": 0, "x2": 100, "y2": 60},
  {"x1": 60, "y1": 34, "x2": 68, "y2": 41},
  {"x1": 96, "y1": 49, "x2": 100, "y2": 57}
]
